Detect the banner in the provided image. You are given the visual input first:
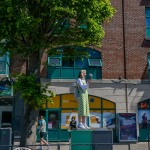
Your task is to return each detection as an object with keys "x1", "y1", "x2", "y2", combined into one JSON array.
[
  {"x1": 0, "y1": 84, "x2": 12, "y2": 96},
  {"x1": 117, "y1": 113, "x2": 137, "y2": 142}
]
